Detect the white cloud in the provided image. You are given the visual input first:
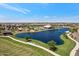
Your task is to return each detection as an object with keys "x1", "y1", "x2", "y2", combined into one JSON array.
[
  {"x1": 43, "y1": 16, "x2": 50, "y2": 18},
  {"x1": 43, "y1": 16, "x2": 57, "y2": 19},
  {"x1": 0, "y1": 15, "x2": 5, "y2": 18},
  {"x1": 23, "y1": 9, "x2": 31, "y2": 13},
  {"x1": 0, "y1": 3, "x2": 31, "y2": 14},
  {"x1": 0, "y1": 15, "x2": 79, "y2": 23}
]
